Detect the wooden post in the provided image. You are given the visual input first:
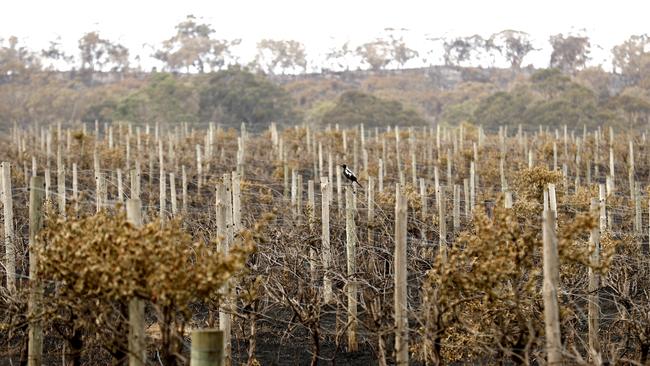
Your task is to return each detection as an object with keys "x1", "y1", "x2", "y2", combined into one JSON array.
[
  {"x1": 411, "y1": 152, "x2": 417, "y2": 186},
  {"x1": 609, "y1": 147, "x2": 615, "y2": 191},
  {"x1": 291, "y1": 169, "x2": 297, "y2": 214},
  {"x1": 394, "y1": 184, "x2": 408, "y2": 365},
  {"x1": 232, "y1": 172, "x2": 242, "y2": 233},
  {"x1": 367, "y1": 176, "x2": 375, "y2": 247},
  {"x1": 126, "y1": 199, "x2": 146, "y2": 366},
  {"x1": 115, "y1": 168, "x2": 124, "y2": 205},
  {"x1": 224, "y1": 174, "x2": 234, "y2": 364},
  {"x1": 72, "y1": 163, "x2": 78, "y2": 213},
  {"x1": 453, "y1": 184, "x2": 460, "y2": 233},
  {"x1": 197, "y1": 143, "x2": 204, "y2": 192},
  {"x1": 1, "y1": 162, "x2": 15, "y2": 292},
  {"x1": 336, "y1": 165, "x2": 343, "y2": 214},
  {"x1": 599, "y1": 184, "x2": 607, "y2": 232},
  {"x1": 378, "y1": 158, "x2": 384, "y2": 193},
  {"x1": 159, "y1": 167, "x2": 166, "y2": 220},
  {"x1": 345, "y1": 187, "x2": 358, "y2": 352},
  {"x1": 505, "y1": 191, "x2": 513, "y2": 208},
  {"x1": 470, "y1": 161, "x2": 476, "y2": 212},
  {"x1": 215, "y1": 181, "x2": 232, "y2": 365},
  {"x1": 57, "y1": 164, "x2": 66, "y2": 215},
  {"x1": 328, "y1": 152, "x2": 334, "y2": 202},
  {"x1": 44, "y1": 168, "x2": 51, "y2": 202},
  {"x1": 28, "y1": 176, "x2": 45, "y2": 366},
  {"x1": 169, "y1": 173, "x2": 177, "y2": 216},
  {"x1": 419, "y1": 178, "x2": 427, "y2": 239},
  {"x1": 542, "y1": 208, "x2": 562, "y2": 365},
  {"x1": 182, "y1": 165, "x2": 187, "y2": 213},
  {"x1": 548, "y1": 183, "x2": 557, "y2": 226},
  {"x1": 463, "y1": 179, "x2": 469, "y2": 217},
  {"x1": 297, "y1": 175, "x2": 303, "y2": 218},
  {"x1": 500, "y1": 158, "x2": 507, "y2": 192},
  {"x1": 191, "y1": 329, "x2": 225, "y2": 366},
  {"x1": 95, "y1": 172, "x2": 105, "y2": 213},
  {"x1": 130, "y1": 169, "x2": 140, "y2": 201},
  {"x1": 308, "y1": 180, "x2": 316, "y2": 282},
  {"x1": 588, "y1": 198, "x2": 601, "y2": 362},
  {"x1": 438, "y1": 186, "x2": 447, "y2": 260},
  {"x1": 320, "y1": 177, "x2": 333, "y2": 303}
]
